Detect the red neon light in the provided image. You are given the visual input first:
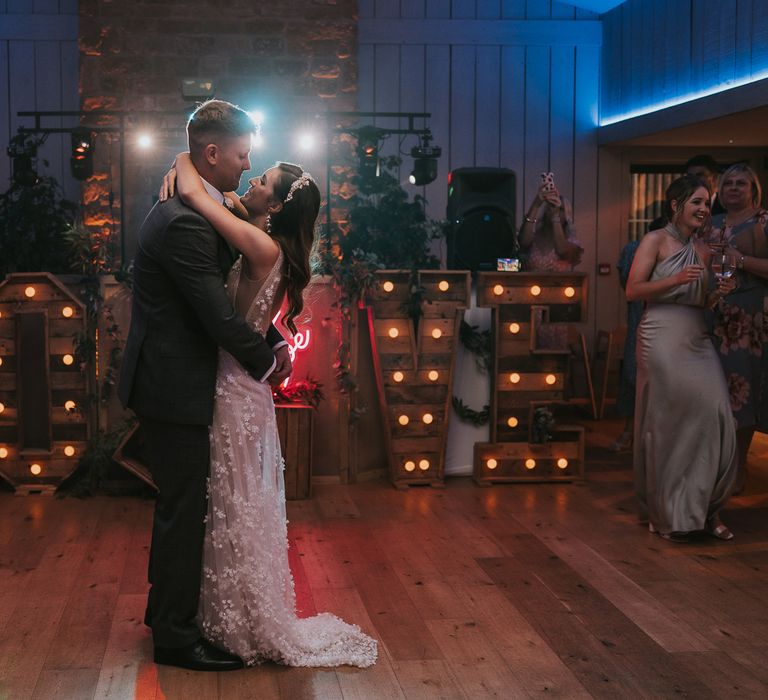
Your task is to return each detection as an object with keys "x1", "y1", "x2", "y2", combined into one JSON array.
[{"x1": 272, "y1": 309, "x2": 311, "y2": 387}]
